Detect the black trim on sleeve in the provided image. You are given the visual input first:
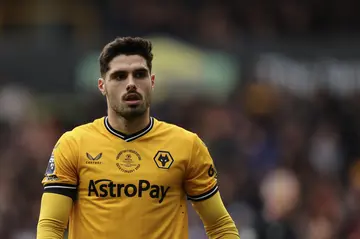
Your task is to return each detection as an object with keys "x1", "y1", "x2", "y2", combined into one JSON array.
[
  {"x1": 44, "y1": 183, "x2": 77, "y2": 201},
  {"x1": 187, "y1": 184, "x2": 219, "y2": 202}
]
